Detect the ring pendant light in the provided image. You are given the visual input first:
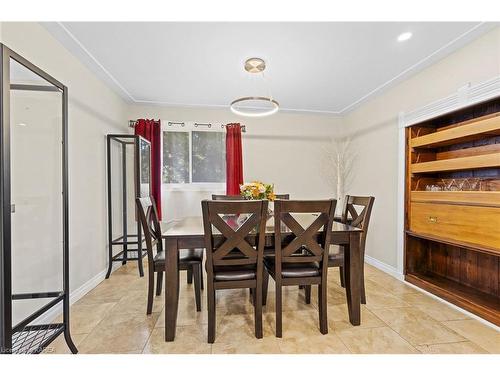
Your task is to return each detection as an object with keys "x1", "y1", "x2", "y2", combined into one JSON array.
[{"x1": 230, "y1": 58, "x2": 280, "y2": 117}]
